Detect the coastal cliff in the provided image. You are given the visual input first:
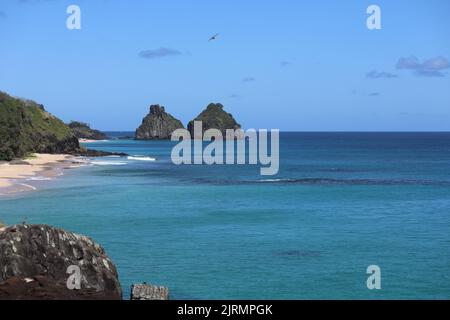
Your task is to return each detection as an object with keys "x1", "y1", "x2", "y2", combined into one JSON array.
[
  {"x1": 187, "y1": 103, "x2": 241, "y2": 138},
  {"x1": 0, "y1": 91, "x2": 126, "y2": 161},
  {"x1": 68, "y1": 121, "x2": 107, "y2": 140},
  {"x1": 0, "y1": 91, "x2": 80, "y2": 161},
  {"x1": 135, "y1": 105, "x2": 184, "y2": 140},
  {"x1": 0, "y1": 224, "x2": 122, "y2": 300}
]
